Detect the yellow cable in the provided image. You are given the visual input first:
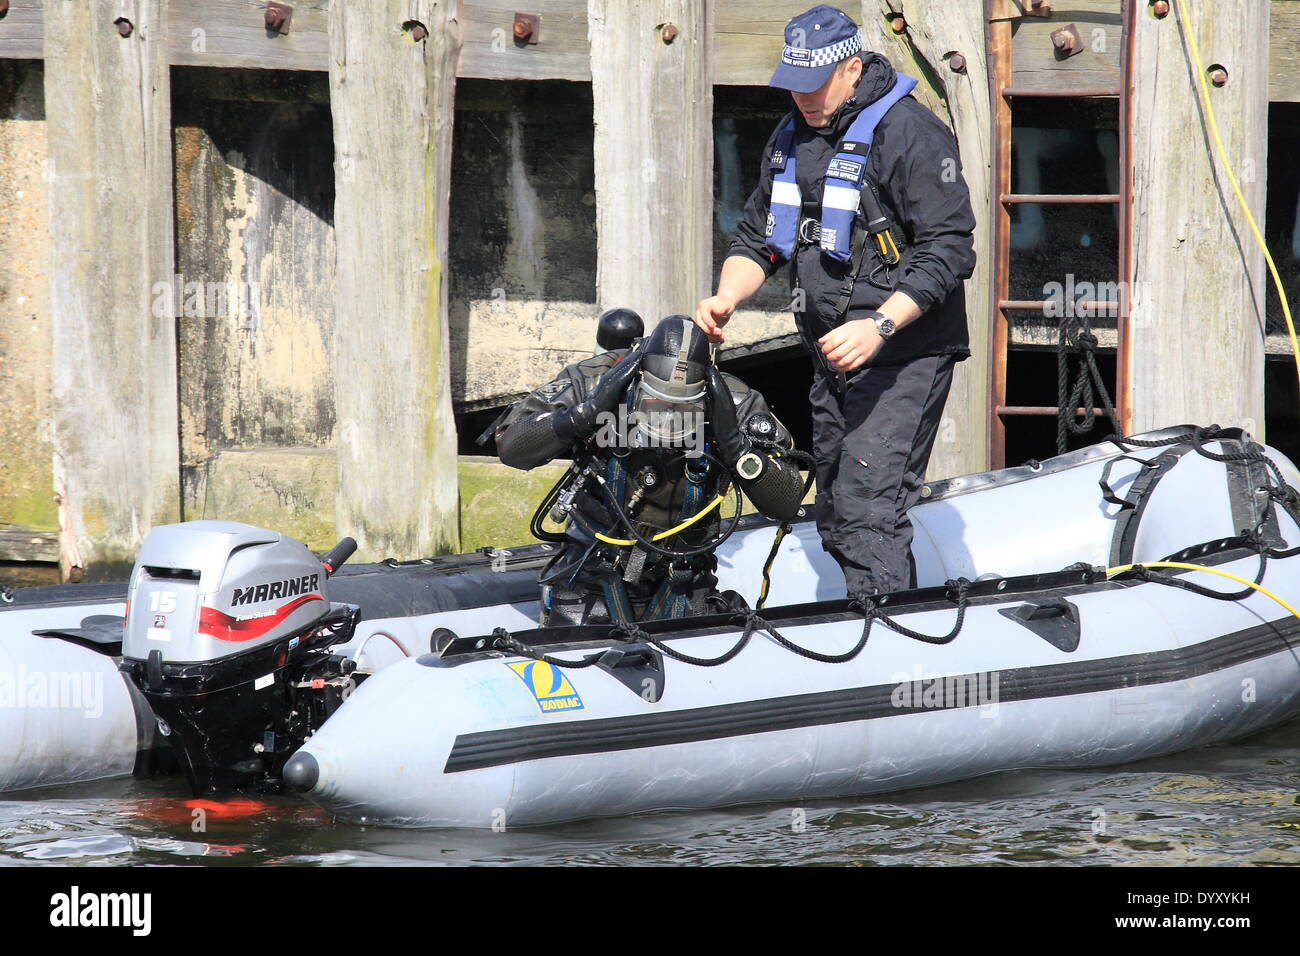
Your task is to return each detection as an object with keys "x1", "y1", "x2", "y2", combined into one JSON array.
[
  {"x1": 1173, "y1": 0, "x2": 1300, "y2": 398},
  {"x1": 1105, "y1": 560, "x2": 1300, "y2": 619},
  {"x1": 593, "y1": 493, "x2": 727, "y2": 547}
]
